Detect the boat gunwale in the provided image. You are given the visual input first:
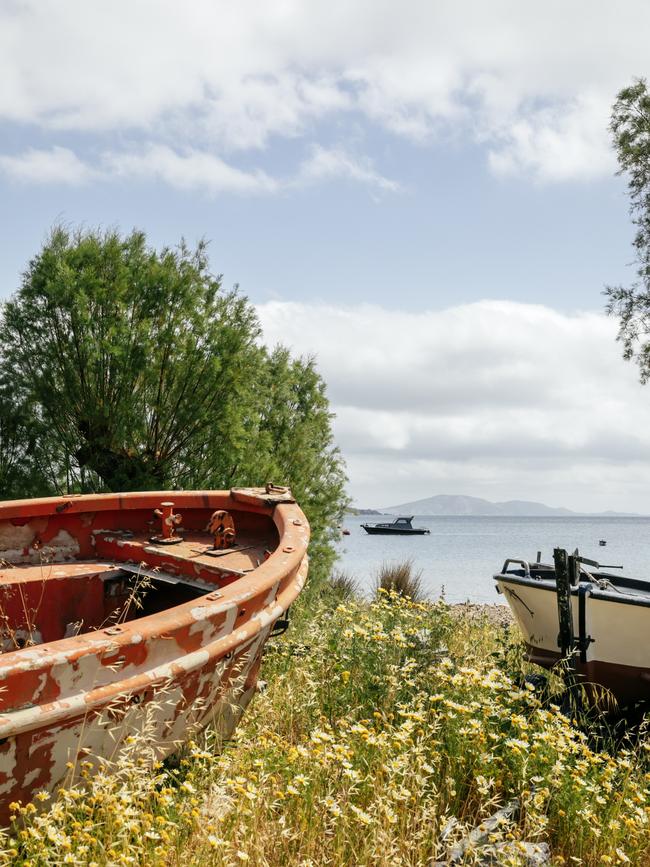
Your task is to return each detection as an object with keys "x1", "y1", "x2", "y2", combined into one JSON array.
[
  {"x1": 0, "y1": 488, "x2": 283, "y2": 520},
  {"x1": 495, "y1": 571, "x2": 650, "y2": 608}
]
